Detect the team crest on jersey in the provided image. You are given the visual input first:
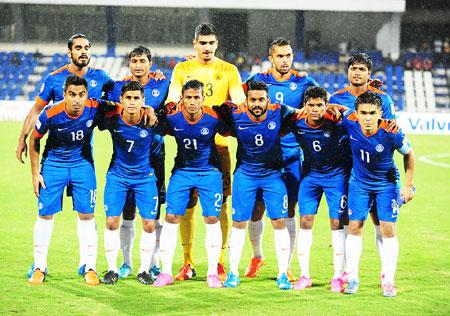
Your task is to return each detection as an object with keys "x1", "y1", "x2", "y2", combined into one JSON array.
[
  {"x1": 214, "y1": 73, "x2": 223, "y2": 80},
  {"x1": 86, "y1": 120, "x2": 93, "y2": 127},
  {"x1": 152, "y1": 89, "x2": 160, "y2": 97},
  {"x1": 375, "y1": 144, "x2": 384, "y2": 152},
  {"x1": 104, "y1": 204, "x2": 108, "y2": 212},
  {"x1": 323, "y1": 130, "x2": 331, "y2": 138},
  {"x1": 140, "y1": 130, "x2": 148, "y2": 138},
  {"x1": 201, "y1": 127, "x2": 209, "y2": 135},
  {"x1": 289, "y1": 82, "x2": 297, "y2": 91},
  {"x1": 268, "y1": 121, "x2": 276, "y2": 130},
  {"x1": 89, "y1": 80, "x2": 97, "y2": 88},
  {"x1": 38, "y1": 202, "x2": 44, "y2": 210}
]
